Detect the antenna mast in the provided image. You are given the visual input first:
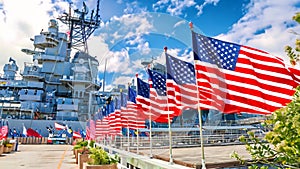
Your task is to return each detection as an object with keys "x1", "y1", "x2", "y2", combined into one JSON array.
[{"x1": 58, "y1": 0, "x2": 101, "y2": 53}]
